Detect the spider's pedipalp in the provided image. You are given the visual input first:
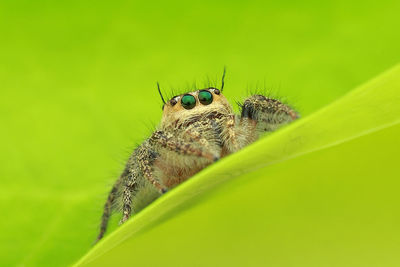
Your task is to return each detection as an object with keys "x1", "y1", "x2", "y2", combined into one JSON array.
[{"x1": 240, "y1": 95, "x2": 298, "y2": 132}]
